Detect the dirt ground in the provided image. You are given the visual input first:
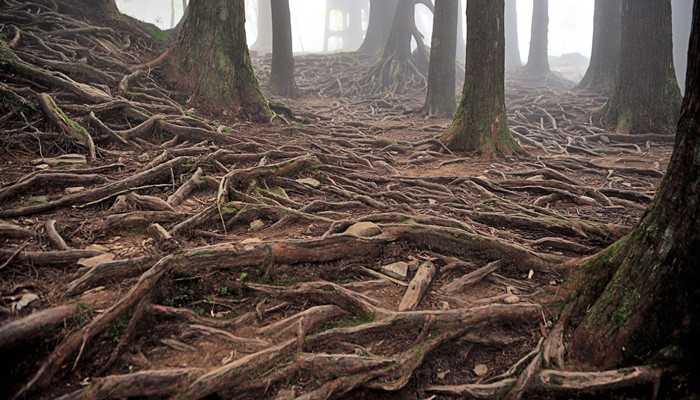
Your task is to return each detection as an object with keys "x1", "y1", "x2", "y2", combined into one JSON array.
[{"x1": 0, "y1": 3, "x2": 670, "y2": 399}]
